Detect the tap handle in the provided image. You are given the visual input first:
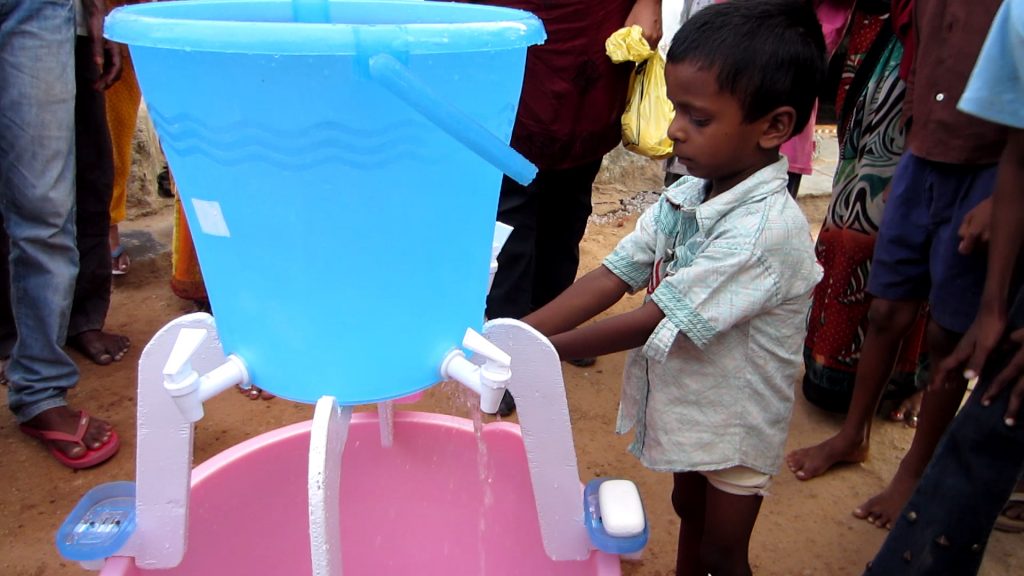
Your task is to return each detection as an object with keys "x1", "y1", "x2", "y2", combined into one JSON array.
[
  {"x1": 461, "y1": 328, "x2": 511, "y2": 367},
  {"x1": 162, "y1": 328, "x2": 208, "y2": 383}
]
